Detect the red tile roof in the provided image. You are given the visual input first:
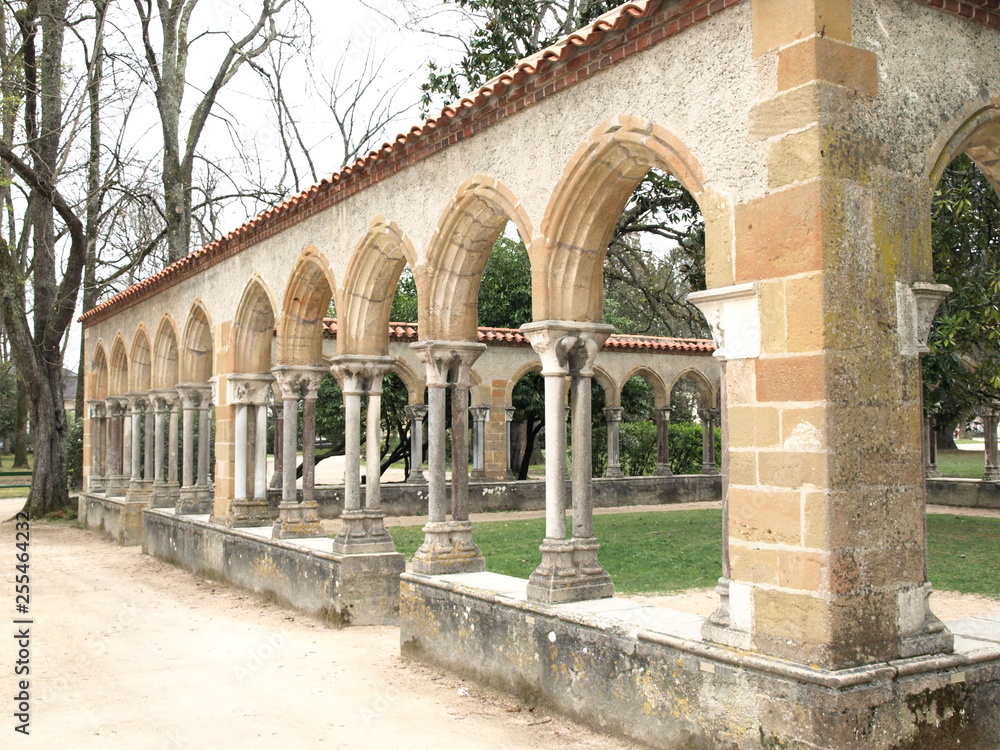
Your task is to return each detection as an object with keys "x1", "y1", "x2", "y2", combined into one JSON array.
[
  {"x1": 78, "y1": 0, "x2": 689, "y2": 327},
  {"x1": 323, "y1": 319, "x2": 714, "y2": 355}
]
